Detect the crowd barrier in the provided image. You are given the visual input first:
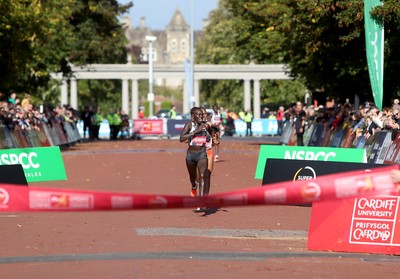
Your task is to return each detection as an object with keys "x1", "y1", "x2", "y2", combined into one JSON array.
[
  {"x1": 76, "y1": 118, "x2": 280, "y2": 139},
  {"x1": 4, "y1": 116, "x2": 396, "y2": 165},
  {"x1": 0, "y1": 120, "x2": 81, "y2": 149},
  {"x1": 280, "y1": 121, "x2": 400, "y2": 164}
]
